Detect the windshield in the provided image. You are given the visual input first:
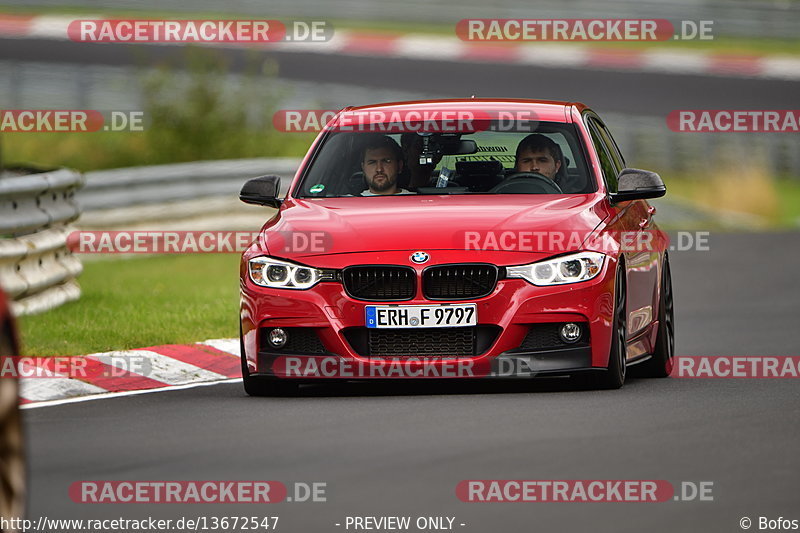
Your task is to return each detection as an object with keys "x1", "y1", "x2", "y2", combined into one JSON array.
[{"x1": 295, "y1": 122, "x2": 594, "y2": 198}]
